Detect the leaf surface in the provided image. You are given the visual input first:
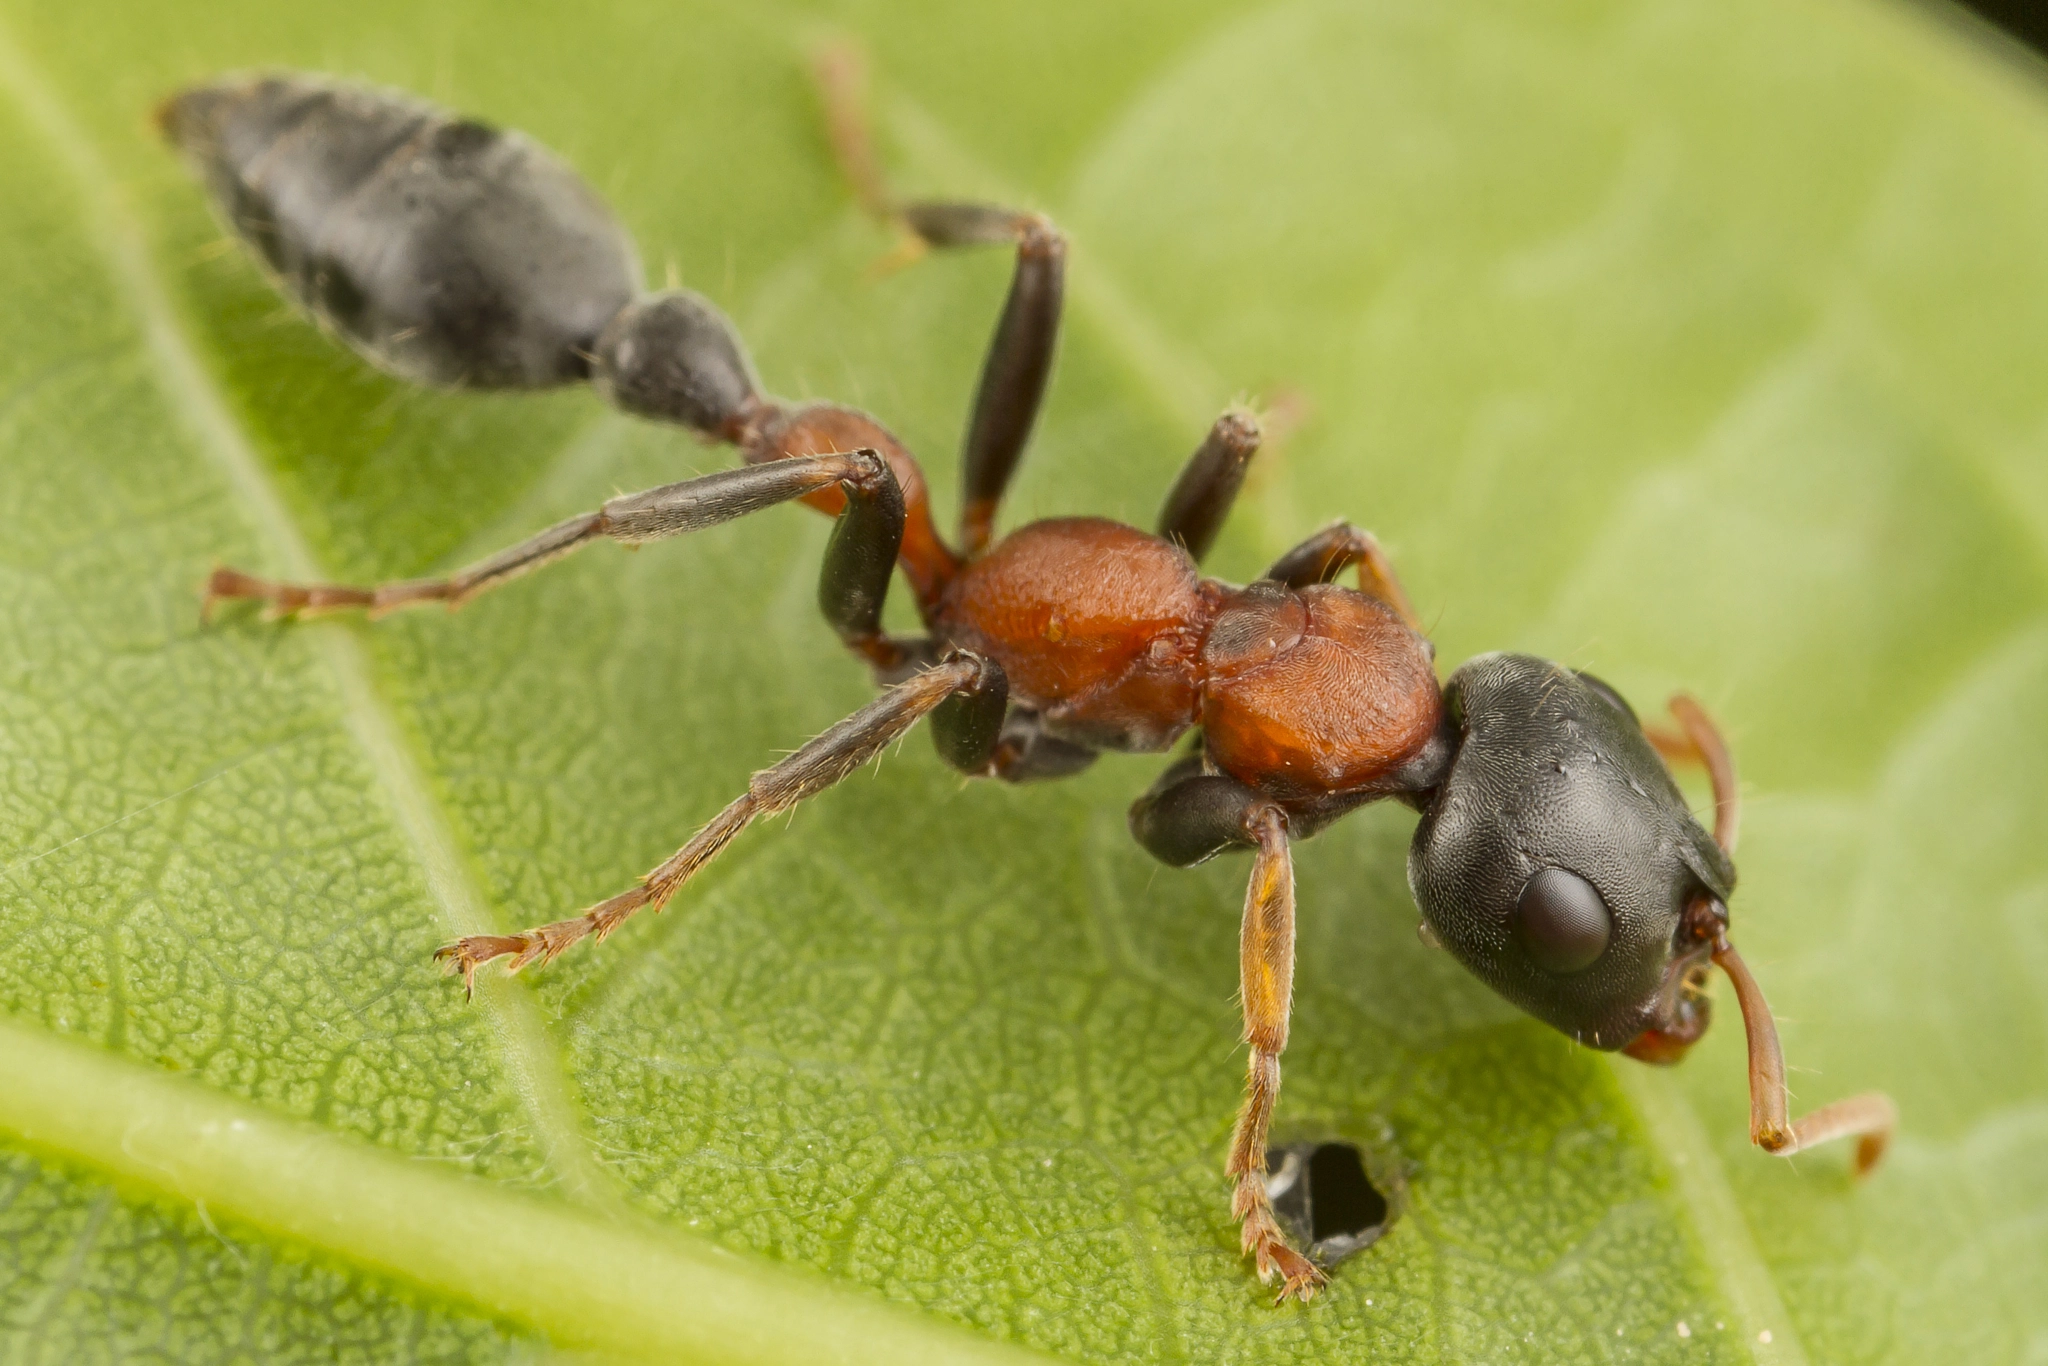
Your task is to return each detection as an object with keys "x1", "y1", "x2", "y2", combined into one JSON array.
[{"x1": 0, "y1": 0, "x2": 2044, "y2": 1361}]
